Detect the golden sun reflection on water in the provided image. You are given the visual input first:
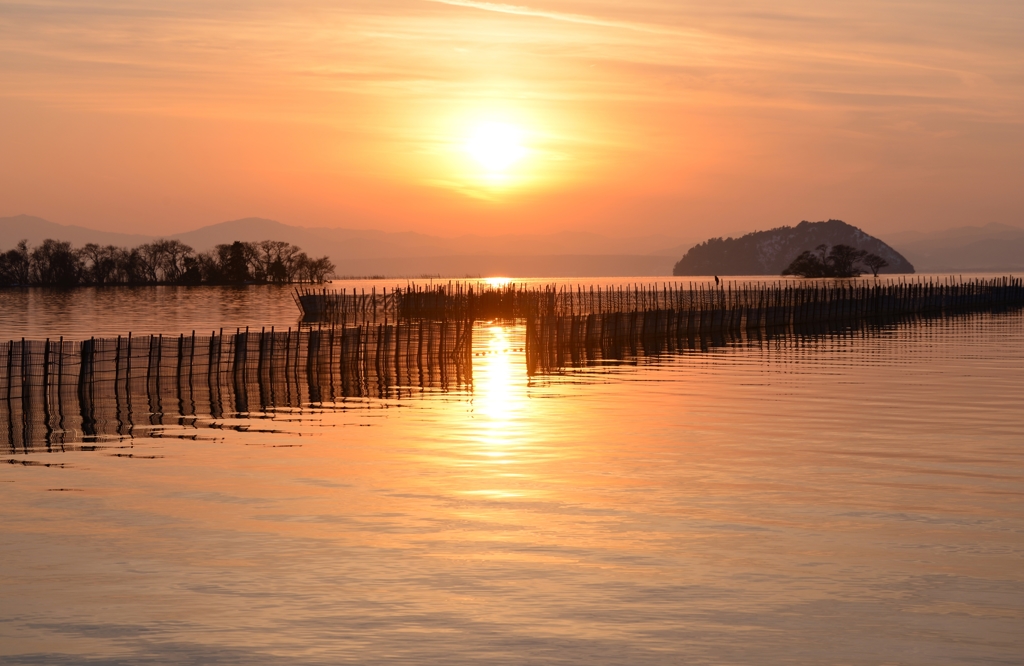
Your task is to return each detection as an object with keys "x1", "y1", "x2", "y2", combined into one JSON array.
[{"x1": 464, "y1": 325, "x2": 532, "y2": 499}]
